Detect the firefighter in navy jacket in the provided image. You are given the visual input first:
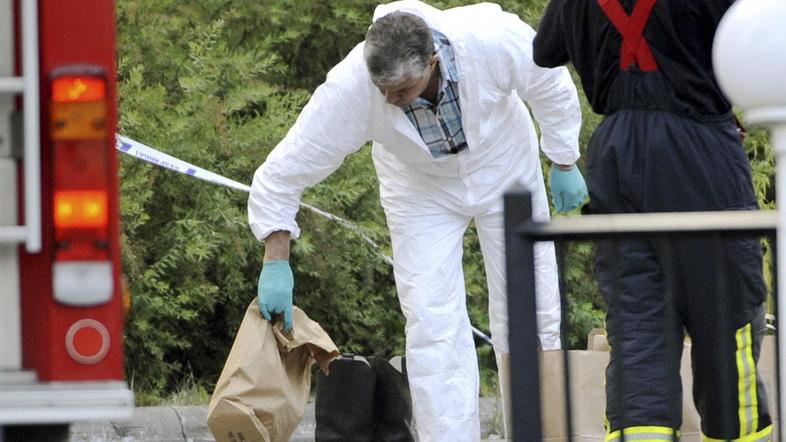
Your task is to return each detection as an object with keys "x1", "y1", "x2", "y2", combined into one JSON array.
[{"x1": 533, "y1": 1, "x2": 773, "y2": 441}]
